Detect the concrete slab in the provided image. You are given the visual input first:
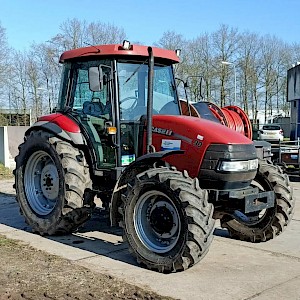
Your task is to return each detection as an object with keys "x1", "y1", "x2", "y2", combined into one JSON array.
[
  {"x1": 247, "y1": 275, "x2": 300, "y2": 300},
  {"x1": 1, "y1": 178, "x2": 300, "y2": 300},
  {"x1": 215, "y1": 220, "x2": 300, "y2": 260}
]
